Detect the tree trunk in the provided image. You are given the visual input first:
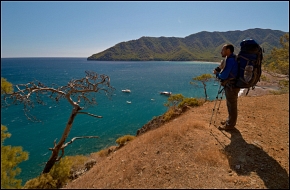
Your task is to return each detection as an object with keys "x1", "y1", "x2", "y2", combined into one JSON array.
[
  {"x1": 203, "y1": 82, "x2": 208, "y2": 101},
  {"x1": 42, "y1": 106, "x2": 80, "y2": 173}
]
